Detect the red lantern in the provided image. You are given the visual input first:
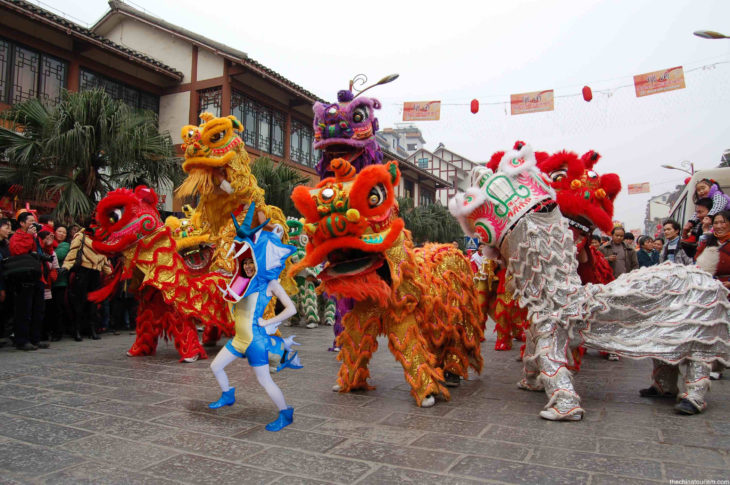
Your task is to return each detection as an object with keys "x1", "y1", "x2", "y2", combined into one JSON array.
[
  {"x1": 582, "y1": 86, "x2": 592, "y2": 102},
  {"x1": 470, "y1": 99, "x2": 479, "y2": 114},
  {"x1": 684, "y1": 176, "x2": 692, "y2": 185}
]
